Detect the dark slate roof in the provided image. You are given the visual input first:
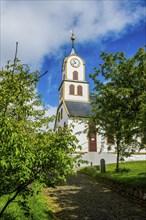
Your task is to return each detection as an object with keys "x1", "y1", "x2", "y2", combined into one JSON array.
[{"x1": 65, "y1": 101, "x2": 92, "y2": 117}]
